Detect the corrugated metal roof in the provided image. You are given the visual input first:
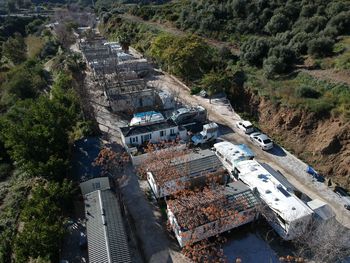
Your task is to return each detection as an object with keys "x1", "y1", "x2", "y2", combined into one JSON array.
[
  {"x1": 85, "y1": 190, "x2": 132, "y2": 263},
  {"x1": 152, "y1": 149, "x2": 223, "y2": 181},
  {"x1": 167, "y1": 181, "x2": 259, "y2": 229}
]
